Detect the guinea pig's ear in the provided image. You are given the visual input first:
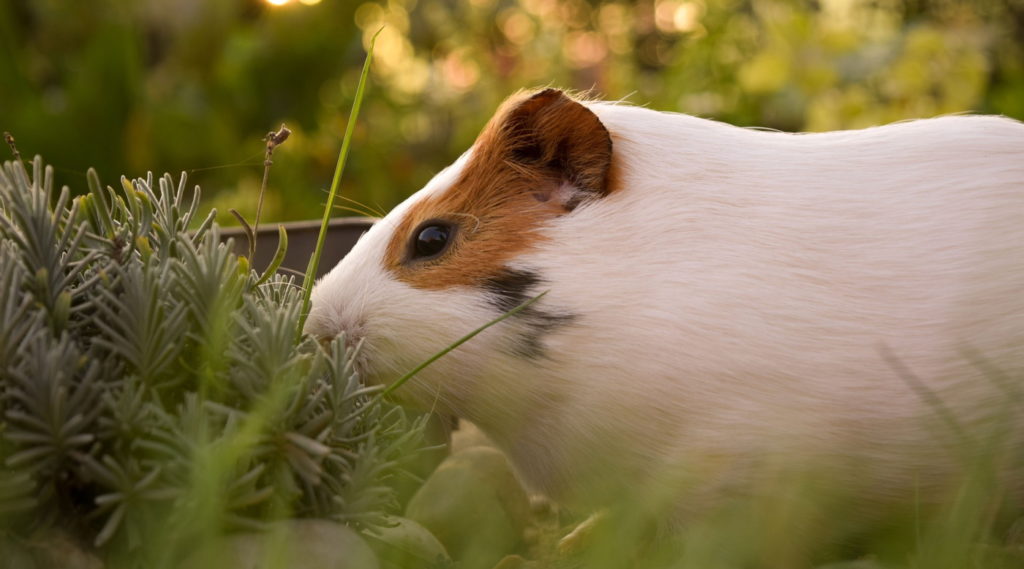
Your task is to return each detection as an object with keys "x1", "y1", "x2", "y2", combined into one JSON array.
[{"x1": 498, "y1": 89, "x2": 613, "y2": 206}]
